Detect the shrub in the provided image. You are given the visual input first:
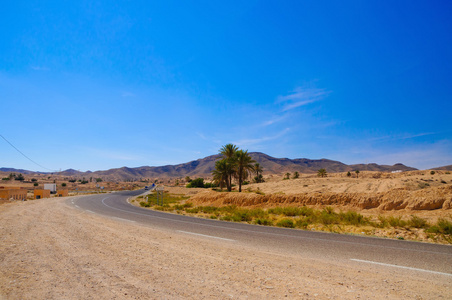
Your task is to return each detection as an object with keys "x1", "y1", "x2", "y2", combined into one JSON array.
[
  {"x1": 340, "y1": 211, "x2": 368, "y2": 226},
  {"x1": 254, "y1": 218, "x2": 273, "y2": 226},
  {"x1": 245, "y1": 208, "x2": 266, "y2": 219},
  {"x1": 388, "y1": 216, "x2": 407, "y2": 227},
  {"x1": 61, "y1": 183, "x2": 67, "y2": 187},
  {"x1": 276, "y1": 218, "x2": 295, "y2": 228},
  {"x1": 295, "y1": 219, "x2": 309, "y2": 229},
  {"x1": 408, "y1": 216, "x2": 428, "y2": 228},
  {"x1": 186, "y1": 207, "x2": 201, "y2": 214},
  {"x1": 232, "y1": 210, "x2": 253, "y2": 222},
  {"x1": 426, "y1": 220, "x2": 452, "y2": 235},
  {"x1": 200, "y1": 206, "x2": 219, "y2": 214},
  {"x1": 203, "y1": 182, "x2": 218, "y2": 188},
  {"x1": 377, "y1": 216, "x2": 389, "y2": 228},
  {"x1": 14, "y1": 173, "x2": 25, "y2": 181},
  {"x1": 430, "y1": 170, "x2": 435, "y2": 175},
  {"x1": 186, "y1": 178, "x2": 204, "y2": 188},
  {"x1": 418, "y1": 182, "x2": 430, "y2": 189},
  {"x1": 173, "y1": 203, "x2": 193, "y2": 210},
  {"x1": 33, "y1": 183, "x2": 38, "y2": 187},
  {"x1": 320, "y1": 211, "x2": 338, "y2": 225}
]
